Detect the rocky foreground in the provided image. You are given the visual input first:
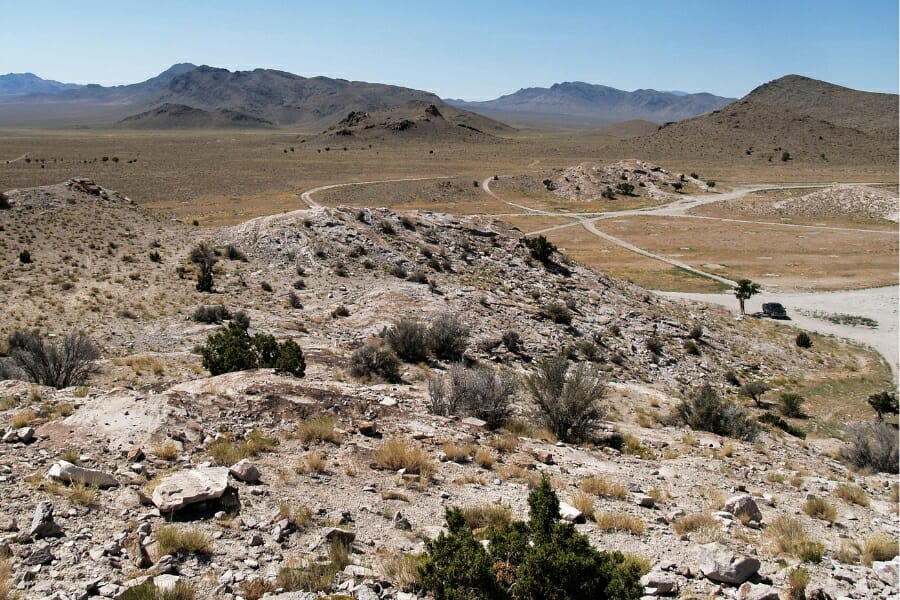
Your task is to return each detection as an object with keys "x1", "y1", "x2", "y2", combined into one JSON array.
[{"x1": 0, "y1": 180, "x2": 896, "y2": 599}]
